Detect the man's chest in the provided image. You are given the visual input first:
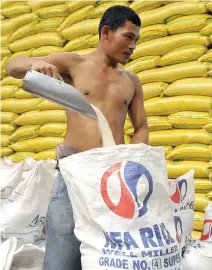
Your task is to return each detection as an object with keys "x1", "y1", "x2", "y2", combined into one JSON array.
[{"x1": 69, "y1": 69, "x2": 135, "y2": 107}]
